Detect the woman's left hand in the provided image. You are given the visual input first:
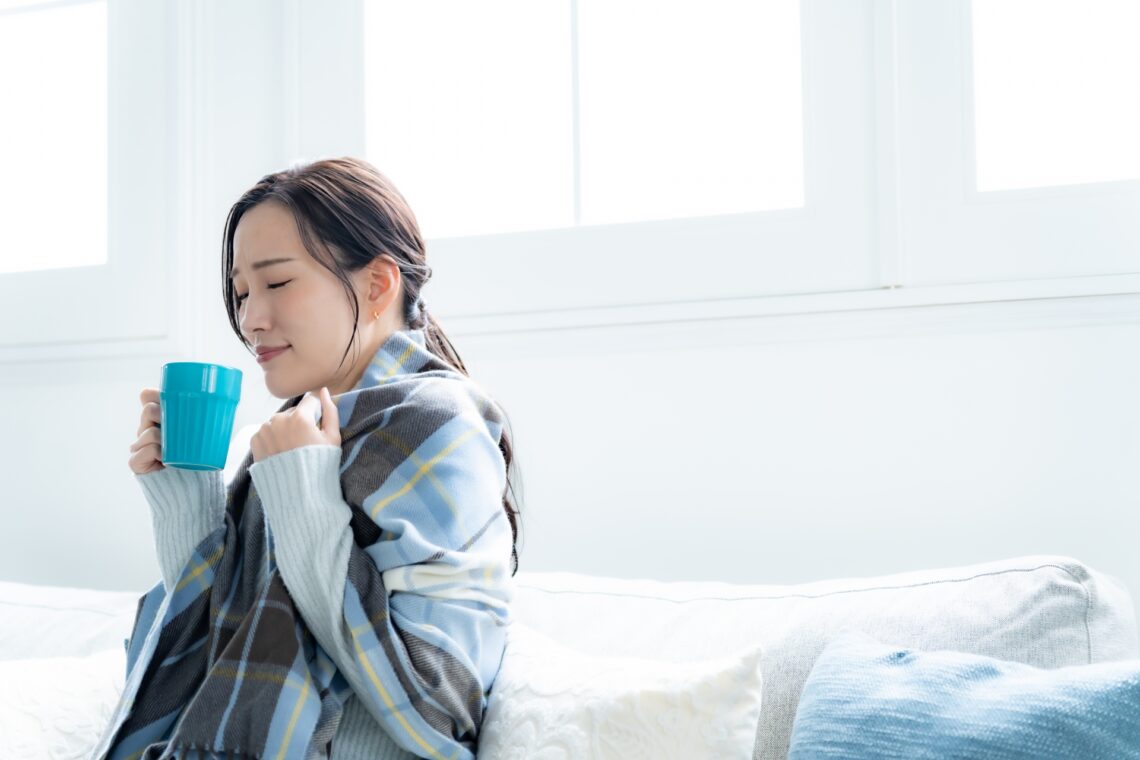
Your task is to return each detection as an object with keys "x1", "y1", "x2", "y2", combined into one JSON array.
[{"x1": 251, "y1": 386, "x2": 341, "y2": 463}]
